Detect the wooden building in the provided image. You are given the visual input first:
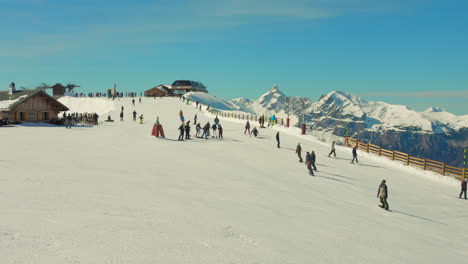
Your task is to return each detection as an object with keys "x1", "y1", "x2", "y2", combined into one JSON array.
[
  {"x1": 144, "y1": 85, "x2": 173, "y2": 97},
  {"x1": 0, "y1": 87, "x2": 69, "y2": 122},
  {"x1": 171, "y1": 80, "x2": 207, "y2": 94}
]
